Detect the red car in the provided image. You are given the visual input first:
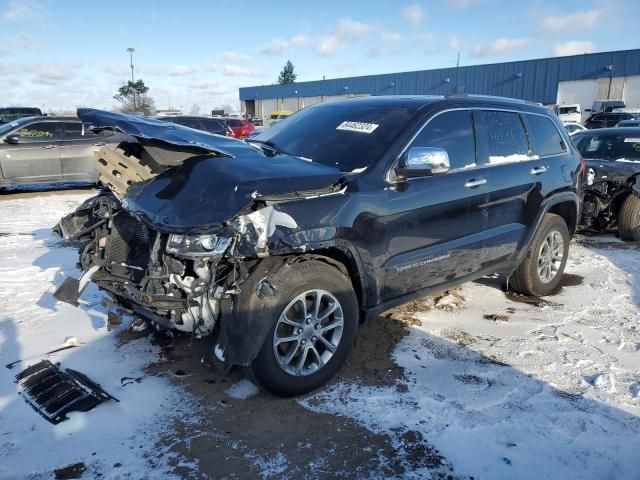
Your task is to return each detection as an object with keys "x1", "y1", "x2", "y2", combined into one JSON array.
[{"x1": 223, "y1": 117, "x2": 255, "y2": 138}]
